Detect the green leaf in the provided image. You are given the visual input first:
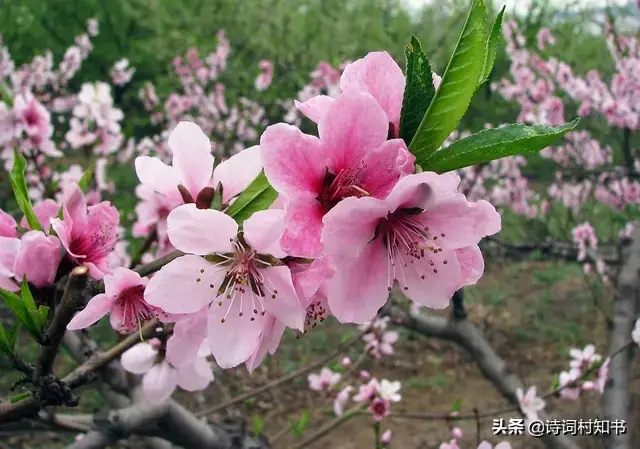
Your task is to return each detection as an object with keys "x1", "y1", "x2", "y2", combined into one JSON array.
[
  {"x1": 0, "y1": 323, "x2": 13, "y2": 355},
  {"x1": 0, "y1": 288, "x2": 29, "y2": 327},
  {"x1": 451, "y1": 398, "x2": 462, "y2": 413},
  {"x1": 408, "y1": 0, "x2": 488, "y2": 163},
  {"x1": 252, "y1": 414, "x2": 265, "y2": 435},
  {"x1": 398, "y1": 36, "x2": 436, "y2": 145},
  {"x1": 20, "y1": 277, "x2": 37, "y2": 311},
  {"x1": 423, "y1": 120, "x2": 579, "y2": 173},
  {"x1": 0, "y1": 286, "x2": 45, "y2": 341},
  {"x1": 10, "y1": 150, "x2": 43, "y2": 232},
  {"x1": 479, "y1": 6, "x2": 506, "y2": 85},
  {"x1": 8, "y1": 321, "x2": 21, "y2": 349},
  {"x1": 225, "y1": 171, "x2": 278, "y2": 224},
  {"x1": 298, "y1": 409, "x2": 311, "y2": 434},
  {"x1": 78, "y1": 161, "x2": 96, "y2": 192},
  {"x1": 10, "y1": 392, "x2": 31, "y2": 403}
]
